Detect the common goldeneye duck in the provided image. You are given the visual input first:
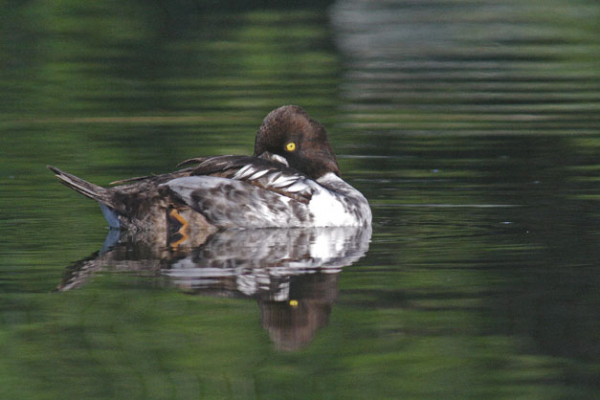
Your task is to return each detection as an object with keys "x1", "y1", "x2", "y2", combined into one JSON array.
[{"x1": 48, "y1": 105, "x2": 372, "y2": 240}]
